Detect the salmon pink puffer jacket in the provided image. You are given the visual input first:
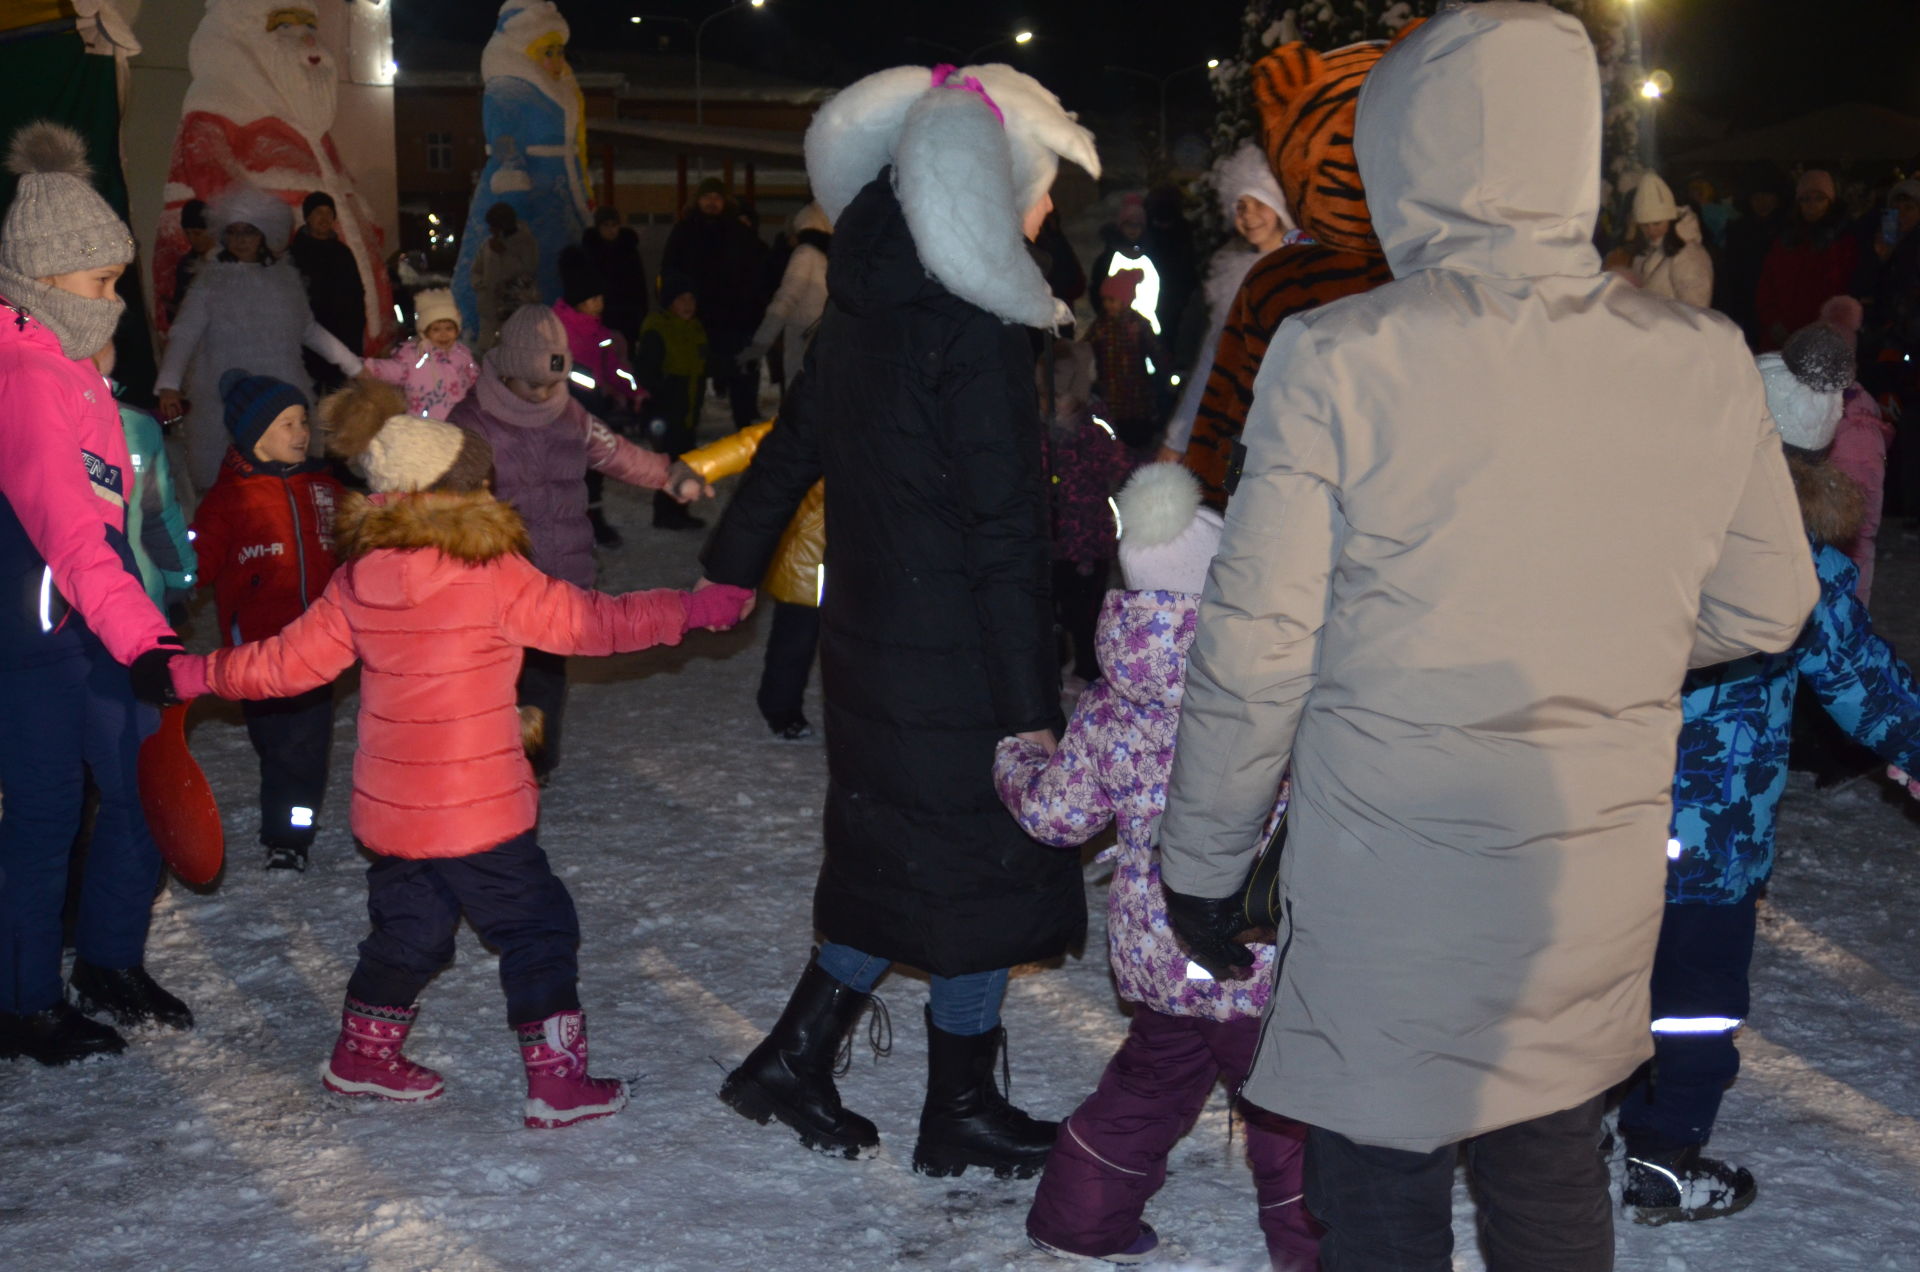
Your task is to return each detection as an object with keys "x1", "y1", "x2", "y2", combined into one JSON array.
[{"x1": 180, "y1": 490, "x2": 693, "y2": 857}]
